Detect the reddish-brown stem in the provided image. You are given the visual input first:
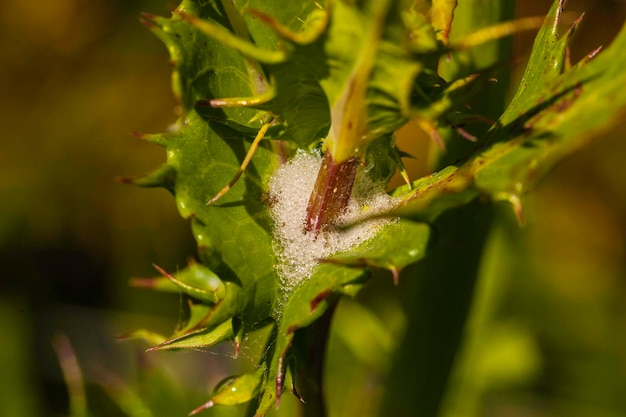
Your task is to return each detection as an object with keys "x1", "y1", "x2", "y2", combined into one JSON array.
[{"x1": 305, "y1": 153, "x2": 359, "y2": 235}]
